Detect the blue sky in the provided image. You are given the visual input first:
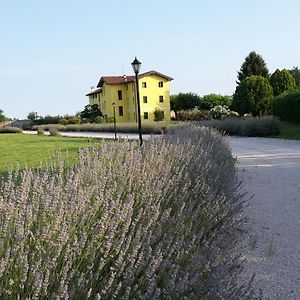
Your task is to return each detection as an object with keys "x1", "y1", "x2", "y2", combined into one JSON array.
[{"x1": 0, "y1": 0, "x2": 299, "y2": 119}]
